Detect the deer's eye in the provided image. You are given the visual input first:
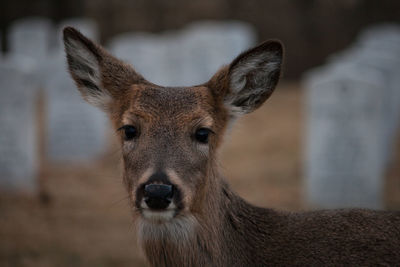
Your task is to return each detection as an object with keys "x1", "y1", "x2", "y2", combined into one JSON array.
[
  {"x1": 119, "y1": 125, "x2": 138, "y2": 141},
  {"x1": 194, "y1": 128, "x2": 212, "y2": 144}
]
